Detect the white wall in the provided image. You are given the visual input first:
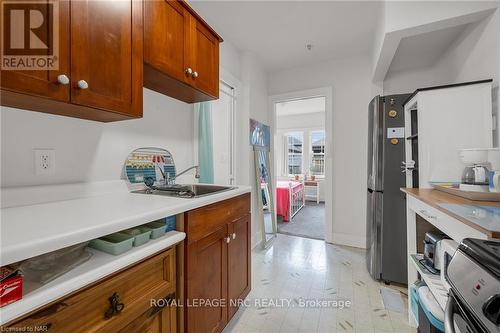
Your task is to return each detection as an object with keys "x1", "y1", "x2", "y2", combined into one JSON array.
[
  {"x1": 382, "y1": 3, "x2": 499, "y2": 94},
  {"x1": 276, "y1": 112, "x2": 325, "y2": 130},
  {"x1": 268, "y1": 55, "x2": 373, "y2": 248},
  {"x1": 384, "y1": 1, "x2": 499, "y2": 34},
  {"x1": 1, "y1": 89, "x2": 194, "y2": 188},
  {"x1": 383, "y1": 6, "x2": 500, "y2": 143},
  {"x1": 240, "y1": 51, "x2": 269, "y2": 248},
  {"x1": 436, "y1": 7, "x2": 500, "y2": 135}
]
